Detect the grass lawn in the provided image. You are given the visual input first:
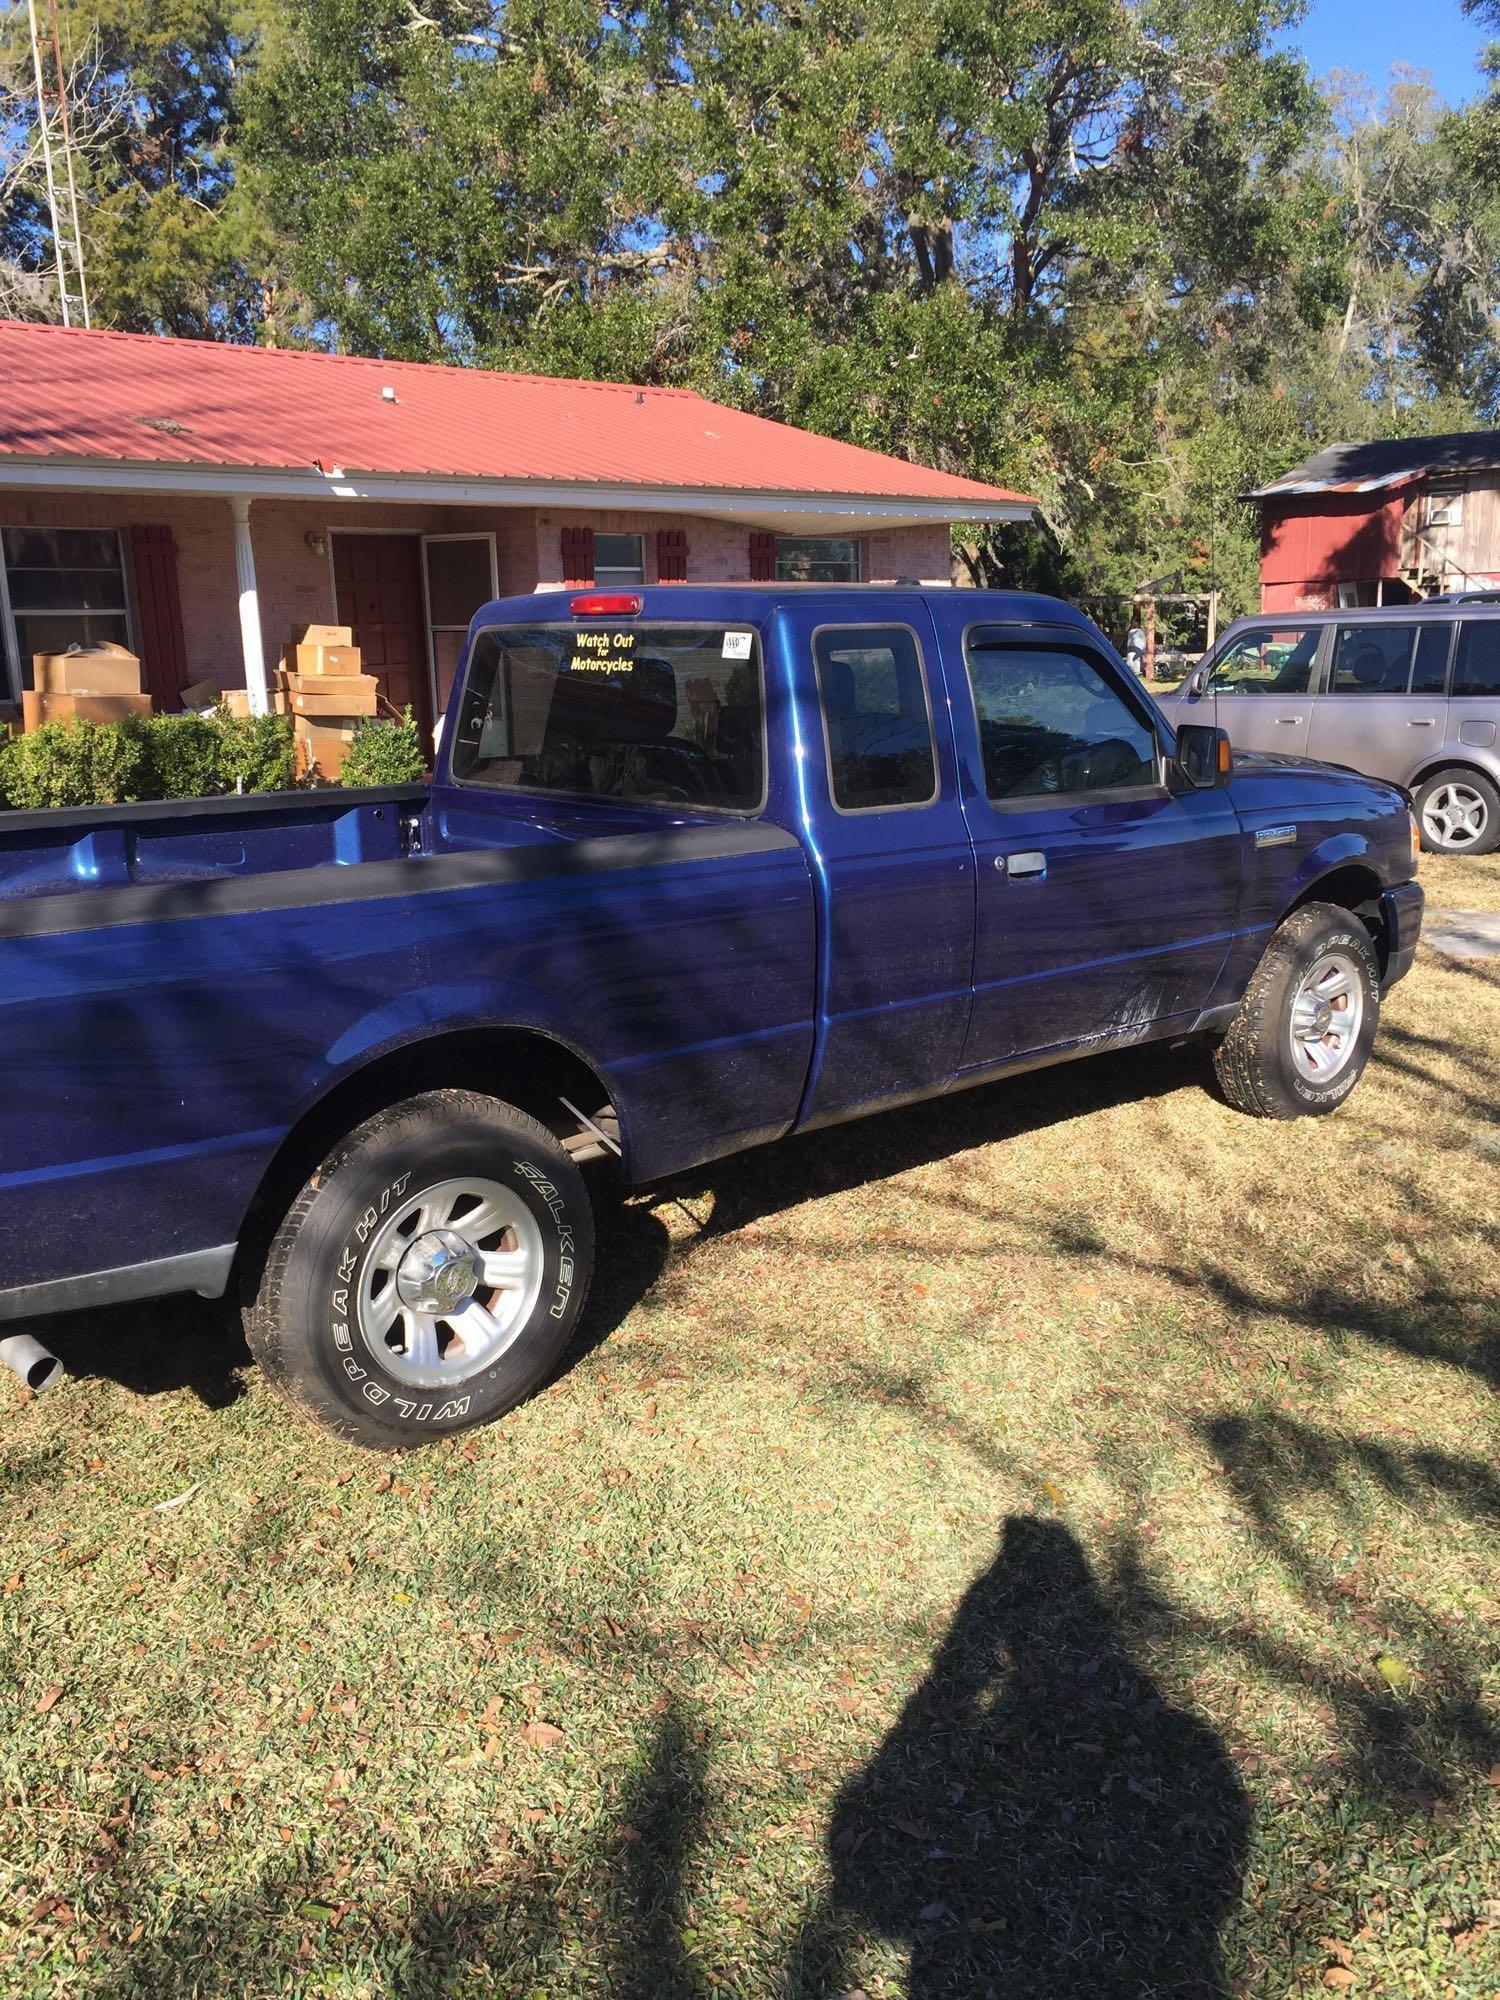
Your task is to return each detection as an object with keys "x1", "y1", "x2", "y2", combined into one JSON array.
[{"x1": 2, "y1": 854, "x2": 1497, "y2": 1999}]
